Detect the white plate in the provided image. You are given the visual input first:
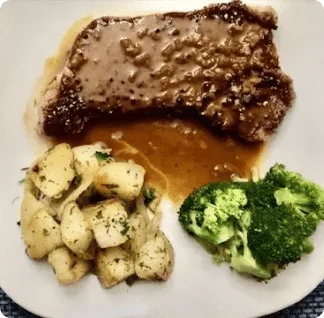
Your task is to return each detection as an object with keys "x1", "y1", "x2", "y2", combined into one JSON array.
[{"x1": 0, "y1": 1, "x2": 324, "y2": 317}]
